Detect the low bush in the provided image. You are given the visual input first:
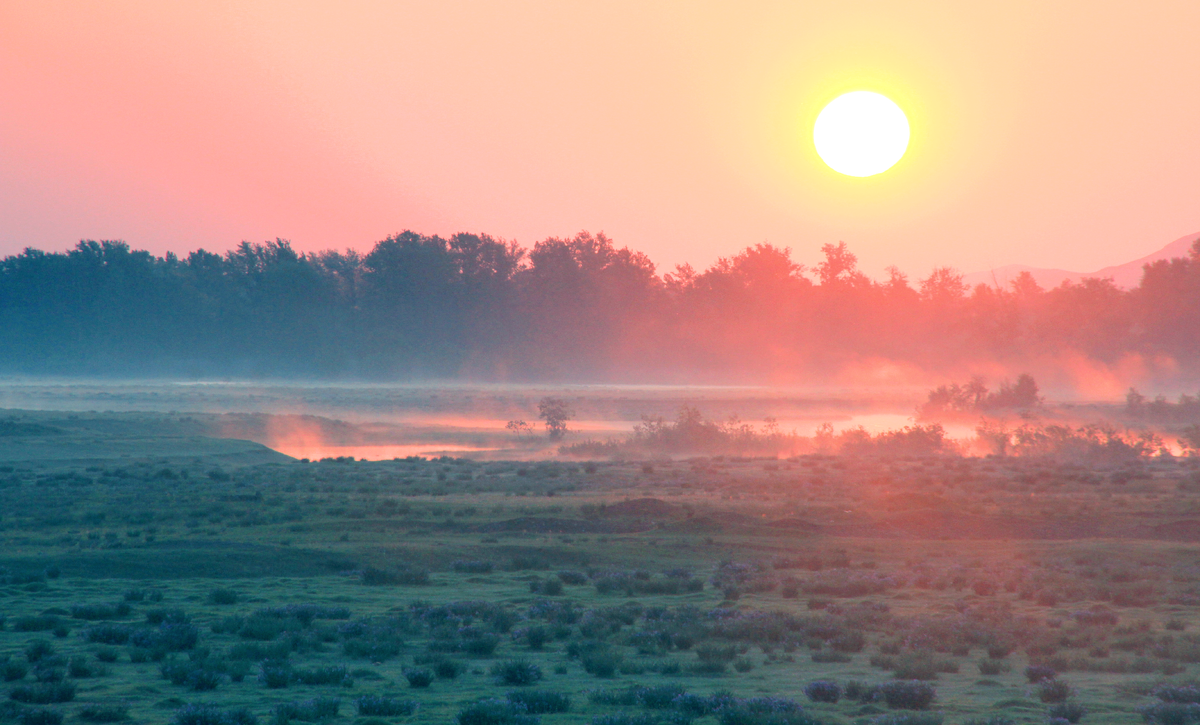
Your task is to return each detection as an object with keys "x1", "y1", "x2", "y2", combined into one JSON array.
[
  {"x1": 506, "y1": 691, "x2": 571, "y2": 714},
  {"x1": 9, "y1": 682, "x2": 76, "y2": 704},
  {"x1": 82, "y1": 625, "x2": 132, "y2": 646},
  {"x1": 592, "y1": 715, "x2": 656, "y2": 725},
  {"x1": 1047, "y1": 702, "x2": 1085, "y2": 723},
  {"x1": 208, "y1": 589, "x2": 240, "y2": 605},
  {"x1": 172, "y1": 704, "x2": 258, "y2": 725},
  {"x1": 342, "y1": 638, "x2": 402, "y2": 661},
  {"x1": 3, "y1": 658, "x2": 29, "y2": 681},
  {"x1": 146, "y1": 609, "x2": 191, "y2": 626},
  {"x1": 492, "y1": 660, "x2": 542, "y2": 686},
  {"x1": 457, "y1": 699, "x2": 539, "y2": 725},
  {"x1": 869, "y1": 714, "x2": 943, "y2": 725},
  {"x1": 272, "y1": 697, "x2": 339, "y2": 723},
  {"x1": 70, "y1": 603, "x2": 132, "y2": 621},
  {"x1": 12, "y1": 617, "x2": 61, "y2": 633},
  {"x1": 259, "y1": 662, "x2": 292, "y2": 689},
  {"x1": 879, "y1": 681, "x2": 936, "y2": 710},
  {"x1": 94, "y1": 648, "x2": 119, "y2": 663},
  {"x1": 361, "y1": 566, "x2": 429, "y2": 586},
  {"x1": 404, "y1": 668, "x2": 434, "y2": 687},
  {"x1": 78, "y1": 703, "x2": 130, "y2": 722},
  {"x1": 1024, "y1": 665, "x2": 1056, "y2": 683},
  {"x1": 292, "y1": 665, "x2": 348, "y2": 686},
  {"x1": 454, "y1": 560, "x2": 496, "y2": 574},
  {"x1": 25, "y1": 640, "x2": 55, "y2": 663},
  {"x1": 717, "y1": 697, "x2": 819, "y2": 725},
  {"x1": 1036, "y1": 679, "x2": 1072, "y2": 703},
  {"x1": 977, "y1": 659, "x2": 1010, "y2": 676},
  {"x1": 803, "y1": 680, "x2": 842, "y2": 703},
  {"x1": 1140, "y1": 702, "x2": 1200, "y2": 724},
  {"x1": 19, "y1": 708, "x2": 64, "y2": 725},
  {"x1": 1153, "y1": 686, "x2": 1200, "y2": 704},
  {"x1": 355, "y1": 696, "x2": 418, "y2": 717}
]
